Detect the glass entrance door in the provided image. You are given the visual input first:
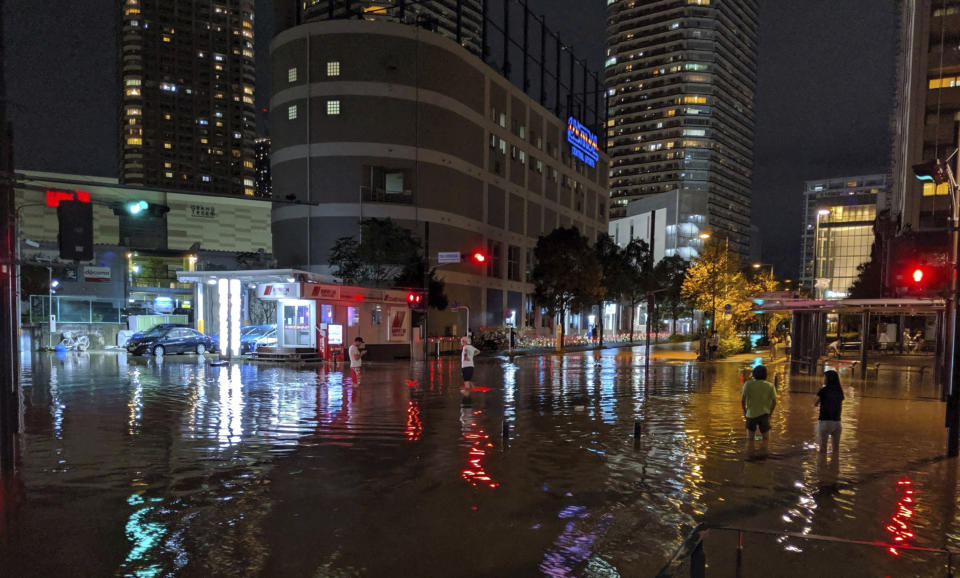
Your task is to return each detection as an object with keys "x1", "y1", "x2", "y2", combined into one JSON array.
[{"x1": 278, "y1": 300, "x2": 316, "y2": 348}]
